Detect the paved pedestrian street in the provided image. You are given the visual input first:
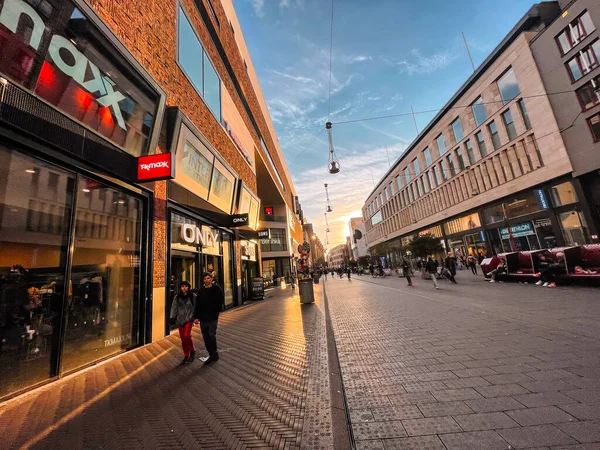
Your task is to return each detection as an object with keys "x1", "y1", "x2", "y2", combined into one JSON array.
[
  {"x1": 325, "y1": 271, "x2": 600, "y2": 450},
  {"x1": 2, "y1": 272, "x2": 600, "y2": 450}
]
